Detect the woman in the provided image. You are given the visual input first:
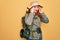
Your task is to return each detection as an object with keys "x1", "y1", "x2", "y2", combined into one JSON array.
[{"x1": 25, "y1": 1, "x2": 49, "y2": 40}]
